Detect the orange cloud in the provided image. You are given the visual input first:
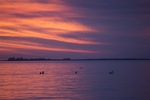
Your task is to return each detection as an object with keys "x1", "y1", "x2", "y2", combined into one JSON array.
[
  {"x1": 0, "y1": 0, "x2": 101, "y2": 55},
  {"x1": 0, "y1": 27, "x2": 99, "y2": 44},
  {"x1": 0, "y1": 40, "x2": 98, "y2": 53},
  {"x1": 0, "y1": 0, "x2": 70, "y2": 13}
]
